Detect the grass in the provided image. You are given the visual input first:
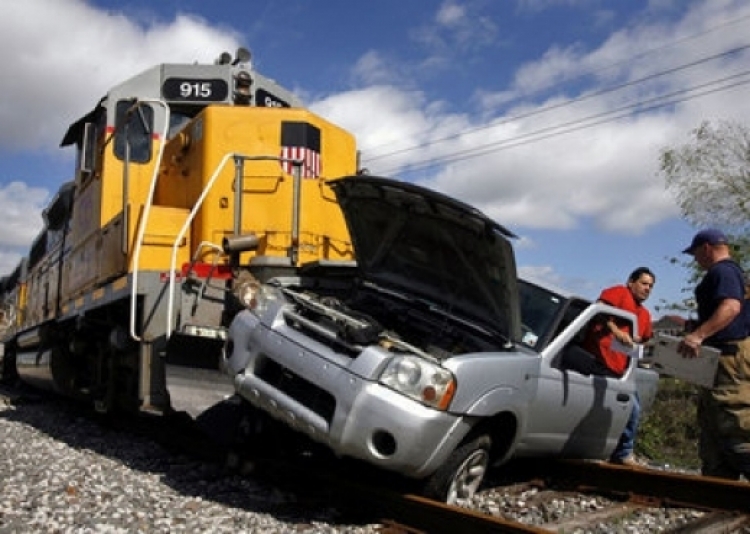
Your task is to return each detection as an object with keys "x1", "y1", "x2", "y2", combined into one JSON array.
[{"x1": 637, "y1": 377, "x2": 701, "y2": 469}]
